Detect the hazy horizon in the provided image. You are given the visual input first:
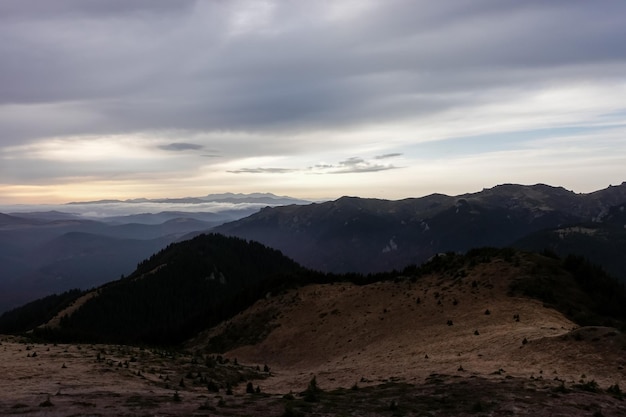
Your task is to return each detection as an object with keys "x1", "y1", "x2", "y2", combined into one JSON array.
[
  {"x1": 3, "y1": 181, "x2": 626, "y2": 218},
  {"x1": 2, "y1": 1, "x2": 625, "y2": 204}
]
